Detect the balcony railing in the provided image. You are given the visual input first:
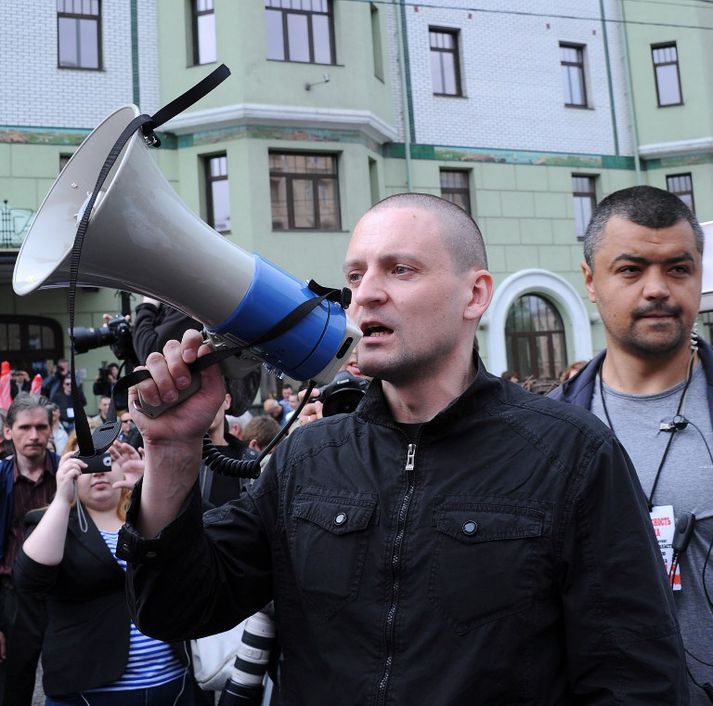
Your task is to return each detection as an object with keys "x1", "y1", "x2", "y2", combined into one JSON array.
[{"x1": 1, "y1": 200, "x2": 33, "y2": 249}]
